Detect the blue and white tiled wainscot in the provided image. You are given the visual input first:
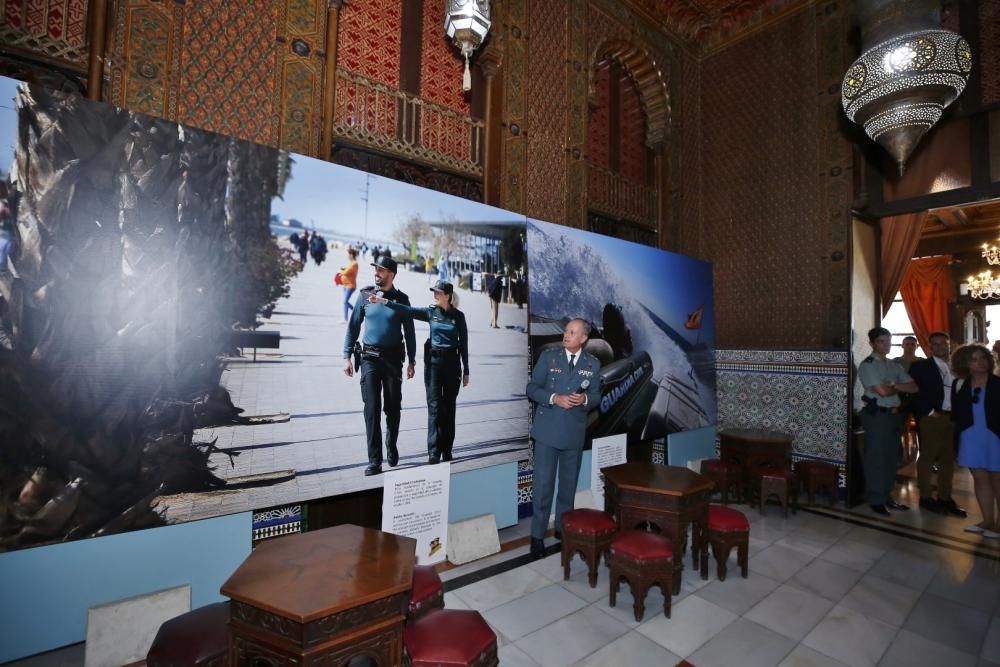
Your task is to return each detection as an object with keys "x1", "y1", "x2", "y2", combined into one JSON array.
[{"x1": 716, "y1": 349, "x2": 851, "y2": 491}]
